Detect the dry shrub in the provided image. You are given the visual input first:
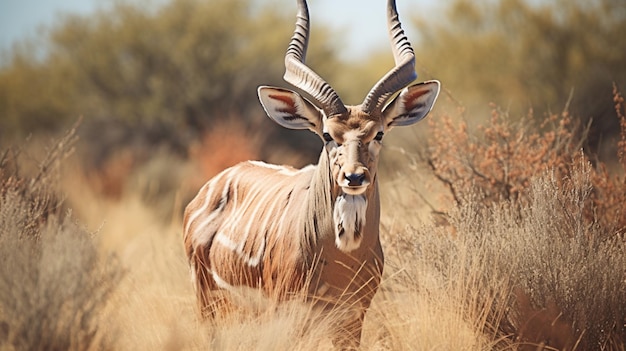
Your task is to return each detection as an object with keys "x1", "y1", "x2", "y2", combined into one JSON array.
[
  {"x1": 74, "y1": 147, "x2": 193, "y2": 221},
  {"x1": 409, "y1": 88, "x2": 626, "y2": 350},
  {"x1": 189, "y1": 118, "x2": 264, "y2": 181},
  {"x1": 0, "y1": 123, "x2": 79, "y2": 233},
  {"x1": 74, "y1": 117, "x2": 191, "y2": 213},
  {"x1": 85, "y1": 148, "x2": 135, "y2": 199},
  {"x1": 386, "y1": 162, "x2": 626, "y2": 350},
  {"x1": 424, "y1": 87, "x2": 626, "y2": 237},
  {"x1": 425, "y1": 105, "x2": 584, "y2": 210},
  {"x1": 0, "y1": 126, "x2": 123, "y2": 351},
  {"x1": 496, "y1": 164, "x2": 625, "y2": 350},
  {"x1": 589, "y1": 84, "x2": 626, "y2": 235}
]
